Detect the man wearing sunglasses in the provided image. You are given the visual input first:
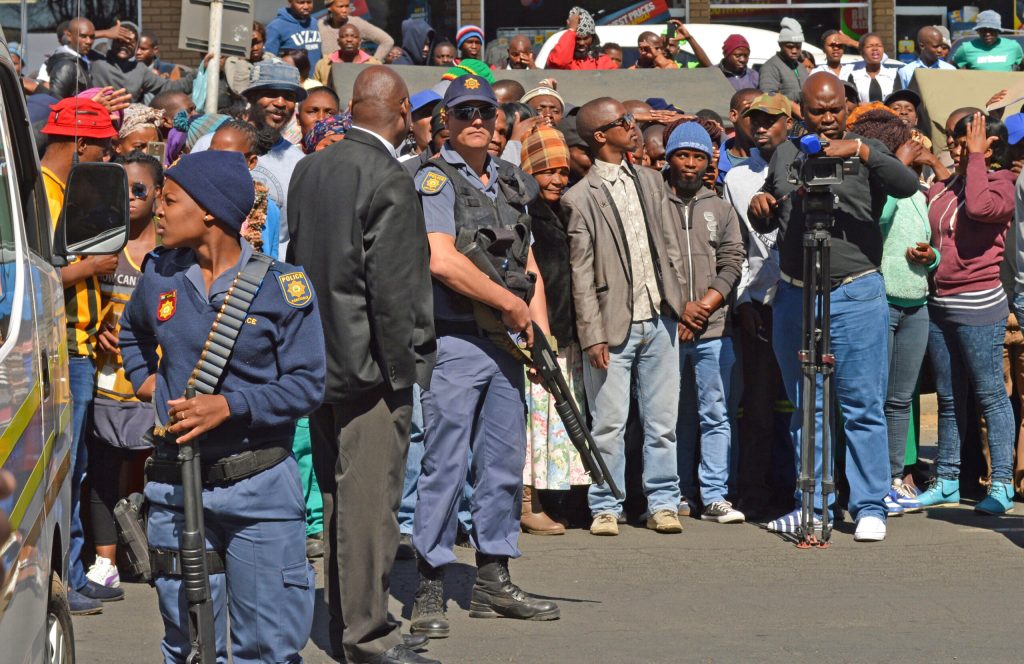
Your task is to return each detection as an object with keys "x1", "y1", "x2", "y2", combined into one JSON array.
[
  {"x1": 562, "y1": 97, "x2": 688, "y2": 537},
  {"x1": 410, "y1": 75, "x2": 559, "y2": 640}
]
